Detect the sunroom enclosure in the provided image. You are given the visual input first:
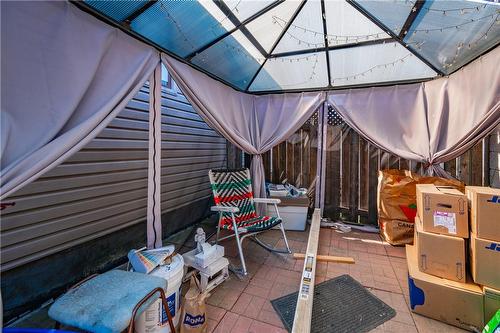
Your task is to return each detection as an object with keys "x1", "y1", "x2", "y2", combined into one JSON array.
[{"x1": 1, "y1": 0, "x2": 499, "y2": 331}]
